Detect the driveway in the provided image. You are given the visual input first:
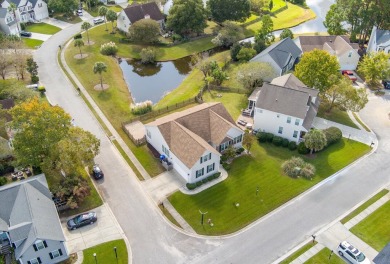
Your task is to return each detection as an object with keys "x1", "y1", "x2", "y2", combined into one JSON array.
[
  {"x1": 29, "y1": 32, "x2": 52, "y2": 41},
  {"x1": 61, "y1": 204, "x2": 123, "y2": 253},
  {"x1": 40, "y1": 17, "x2": 72, "y2": 29}
]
